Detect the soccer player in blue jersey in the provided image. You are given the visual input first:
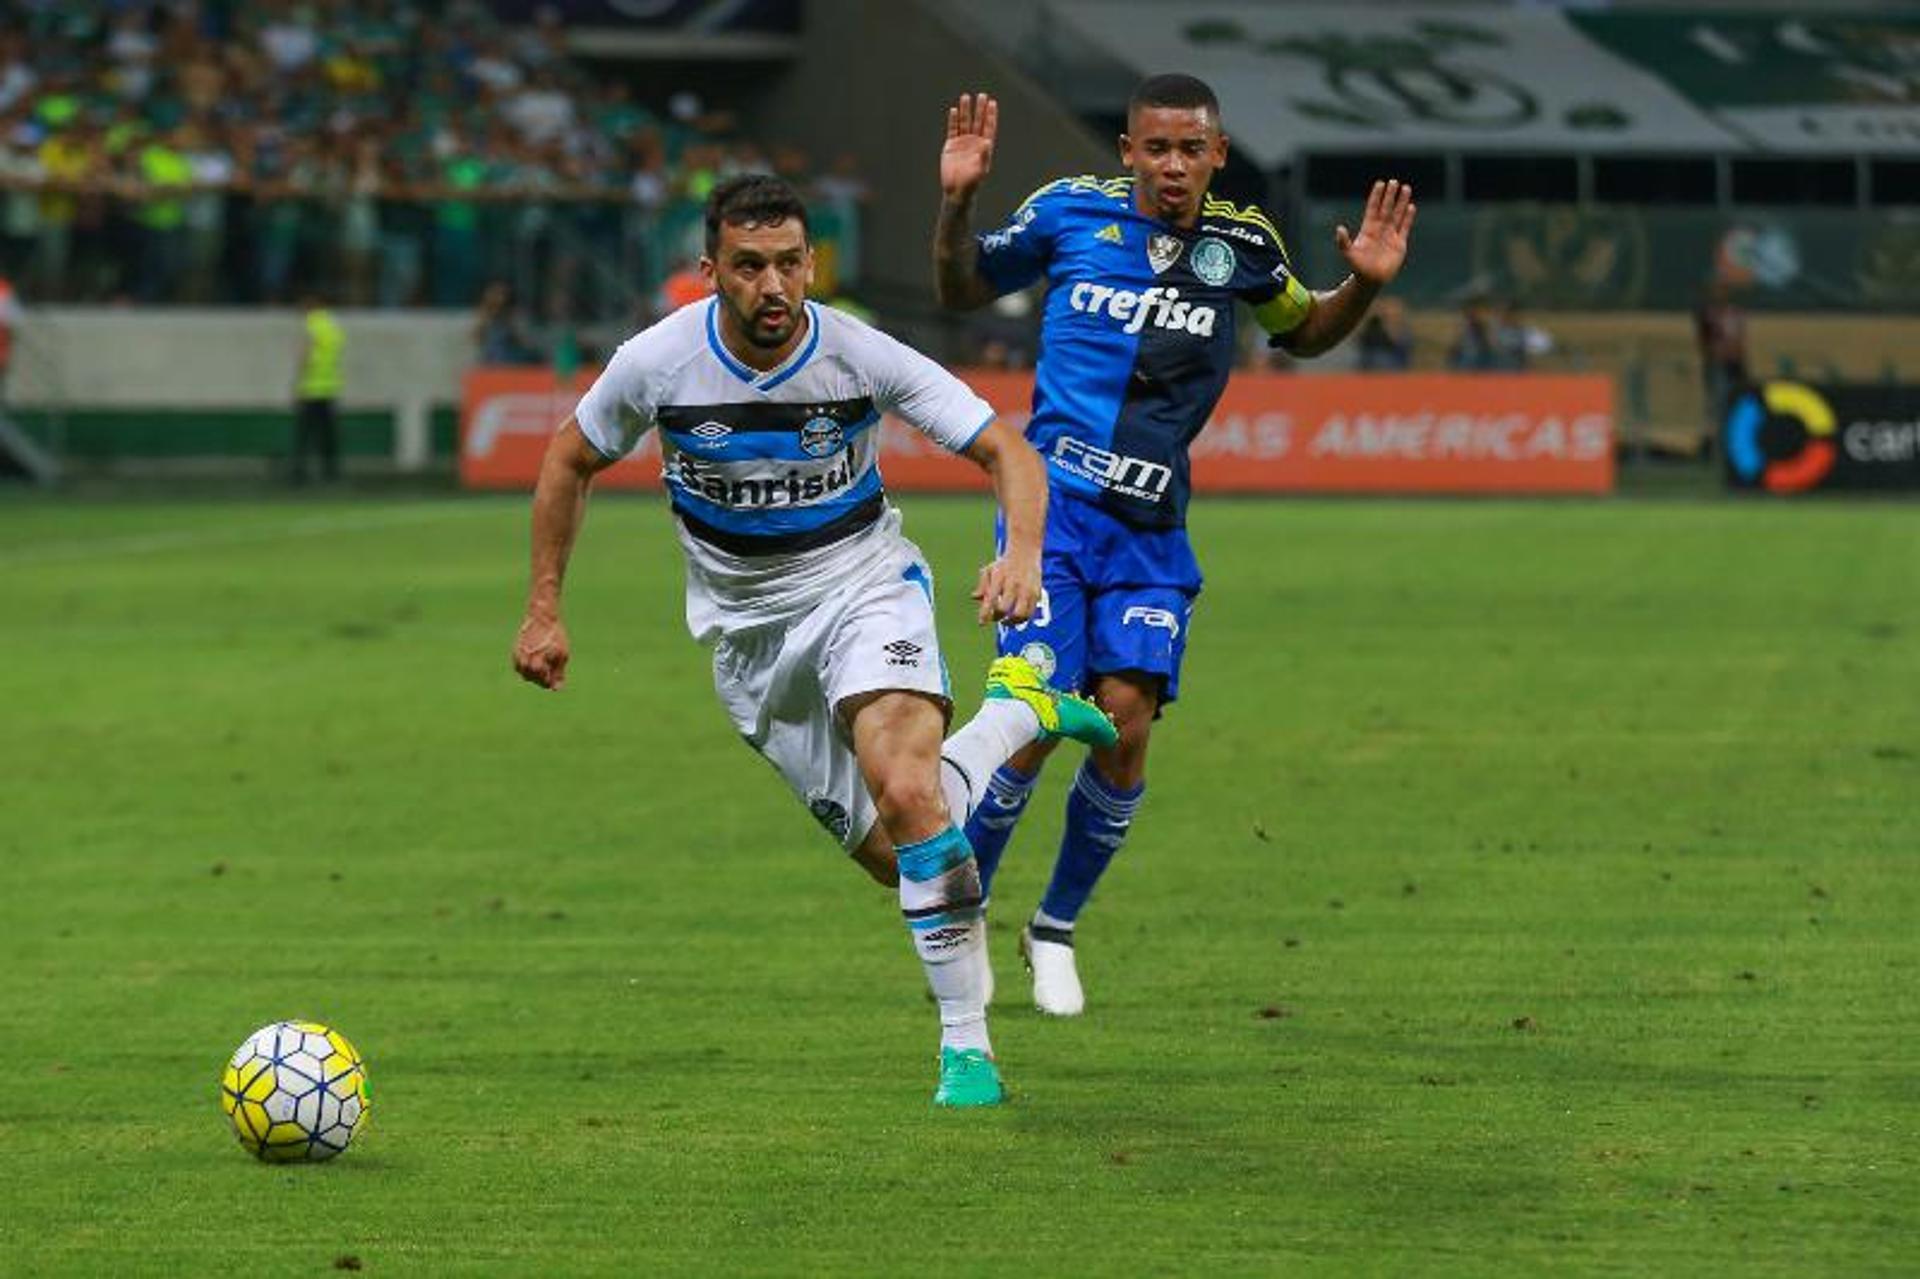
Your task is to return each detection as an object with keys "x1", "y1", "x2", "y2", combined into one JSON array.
[
  {"x1": 513, "y1": 175, "x2": 1115, "y2": 1106},
  {"x1": 932, "y1": 76, "x2": 1416, "y2": 1015}
]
